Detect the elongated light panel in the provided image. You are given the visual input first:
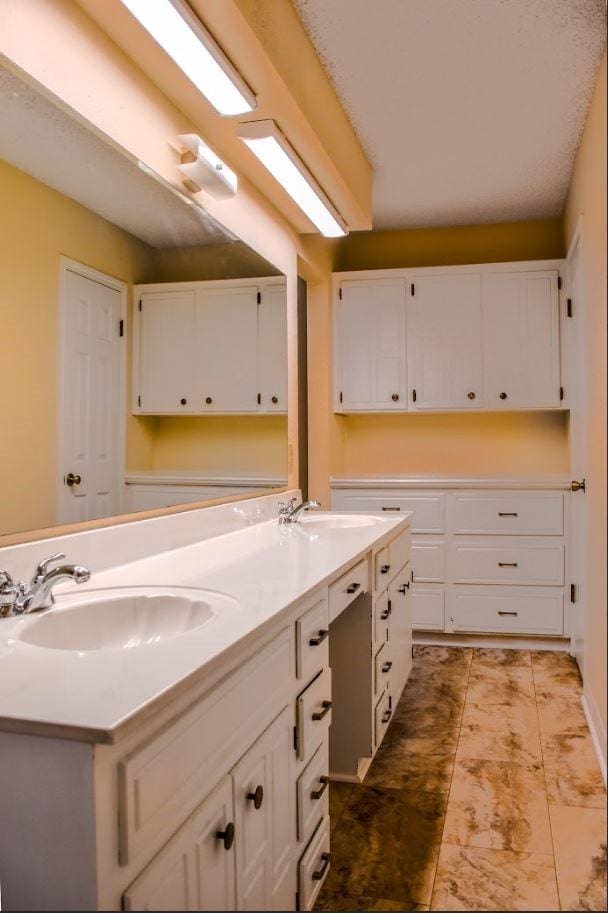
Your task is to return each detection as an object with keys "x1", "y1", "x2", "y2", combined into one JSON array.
[
  {"x1": 120, "y1": 0, "x2": 256, "y2": 116},
  {"x1": 239, "y1": 122, "x2": 348, "y2": 238}
]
